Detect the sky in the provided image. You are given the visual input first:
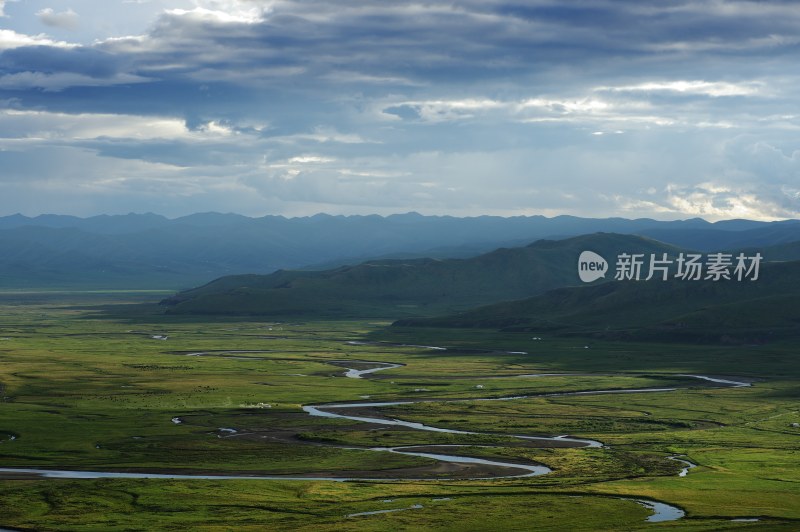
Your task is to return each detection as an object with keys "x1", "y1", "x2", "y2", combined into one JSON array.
[{"x1": 1, "y1": 0, "x2": 799, "y2": 220}]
